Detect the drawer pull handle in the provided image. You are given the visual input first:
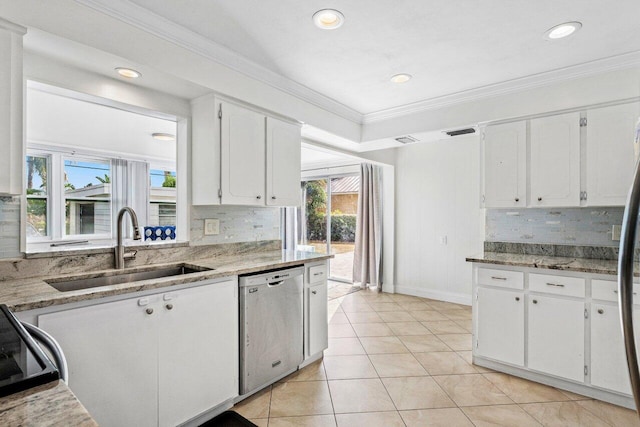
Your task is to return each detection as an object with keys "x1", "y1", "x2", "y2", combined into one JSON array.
[
  {"x1": 598, "y1": 308, "x2": 604, "y2": 314},
  {"x1": 491, "y1": 276, "x2": 507, "y2": 281},
  {"x1": 532, "y1": 299, "x2": 538, "y2": 304},
  {"x1": 312, "y1": 290, "x2": 317, "y2": 295},
  {"x1": 613, "y1": 290, "x2": 637, "y2": 295},
  {"x1": 546, "y1": 282, "x2": 565, "y2": 288},
  {"x1": 313, "y1": 272, "x2": 323, "y2": 276},
  {"x1": 515, "y1": 297, "x2": 520, "y2": 301}
]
